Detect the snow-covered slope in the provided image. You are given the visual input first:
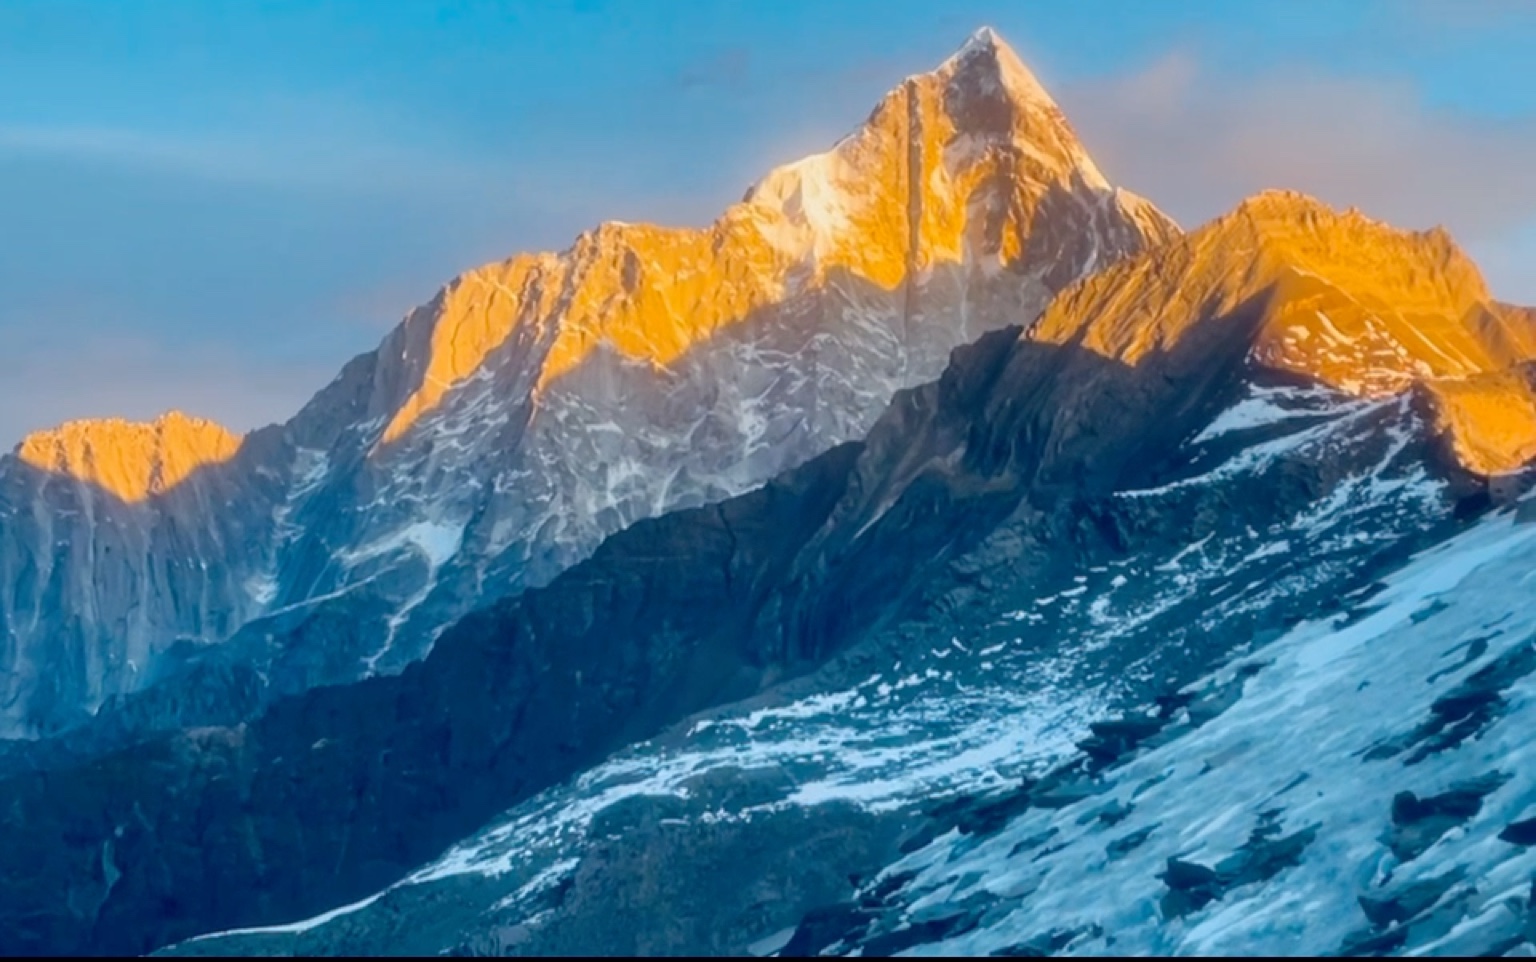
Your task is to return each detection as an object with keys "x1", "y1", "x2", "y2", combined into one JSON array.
[
  {"x1": 0, "y1": 27, "x2": 1174, "y2": 738},
  {"x1": 148, "y1": 187, "x2": 1536, "y2": 958},
  {"x1": 846, "y1": 499, "x2": 1536, "y2": 958},
  {"x1": 162, "y1": 363, "x2": 1501, "y2": 958}
]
